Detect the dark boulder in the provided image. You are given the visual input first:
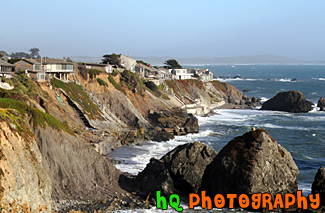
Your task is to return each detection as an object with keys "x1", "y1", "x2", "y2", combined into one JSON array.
[
  {"x1": 183, "y1": 115, "x2": 199, "y2": 133},
  {"x1": 201, "y1": 129, "x2": 299, "y2": 199},
  {"x1": 242, "y1": 89, "x2": 250, "y2": 92},
  {"x1": 135, "y1": 158, "x2": 176, "y2": 197},
  {"x1": 161, "y1": 142, "x2": 217, "y2": 194},
  {"x1": 312, "y1": 166, "x2": 325, "y2": 207},
  {"x1": 261, "y1": 90, "x2": 313, "y2": 113},
  {"x1": 134, "y1": 142, "x2": 217, "y2": 197},
  {"x1": 317, "y1": 97, "x2": 325, "y2": 111},
  {"x1": 291, "y1": 78, "x2": 298, "y2": 82}
]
